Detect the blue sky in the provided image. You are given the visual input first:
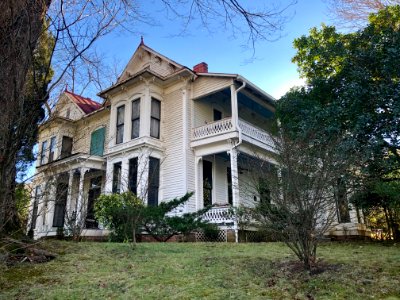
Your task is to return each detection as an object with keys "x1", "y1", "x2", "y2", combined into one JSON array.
[
  {"x1": 24, "y1": 0, "x2": 333, "y2": 182},
  {"x1": 96, "y1": 0, "x2": 331, "y2": 99}
]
